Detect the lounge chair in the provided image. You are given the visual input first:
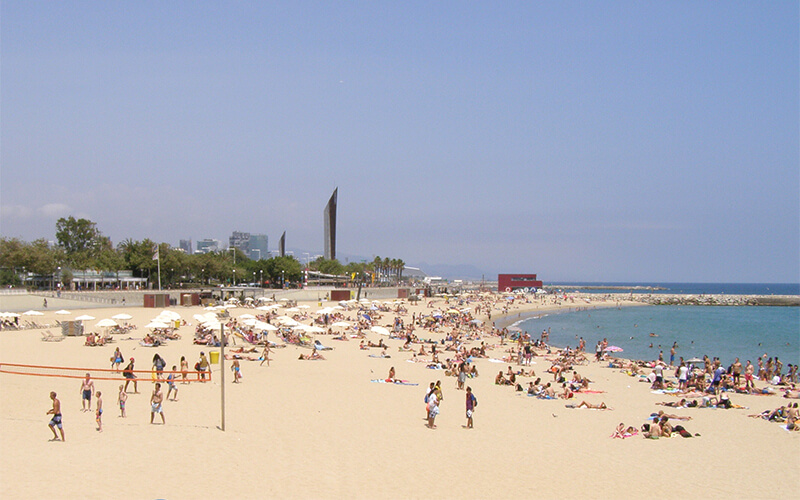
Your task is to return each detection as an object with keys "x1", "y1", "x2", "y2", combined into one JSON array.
[{"x1": 41, "y1": 331, "x2": 65, "y2": 342}]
